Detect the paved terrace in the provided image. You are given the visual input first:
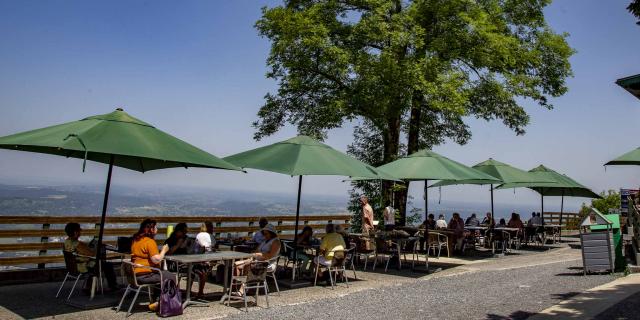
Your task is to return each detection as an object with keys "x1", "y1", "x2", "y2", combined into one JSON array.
[{"x1": 0, "y1": 239, "x2": 626, "y2": 320}]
